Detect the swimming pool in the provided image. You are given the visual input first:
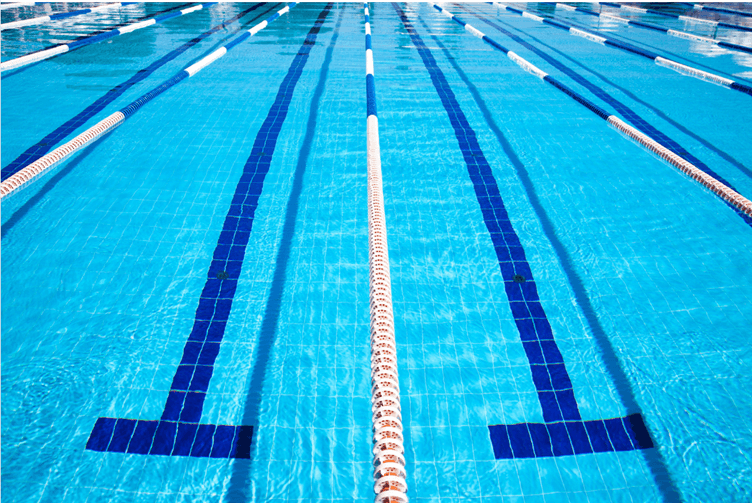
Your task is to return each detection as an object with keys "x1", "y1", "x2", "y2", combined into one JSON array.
[{"x1": 2, "y1": 1, "x2": 752, "y2": 501}]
